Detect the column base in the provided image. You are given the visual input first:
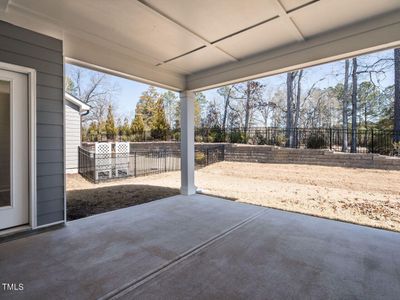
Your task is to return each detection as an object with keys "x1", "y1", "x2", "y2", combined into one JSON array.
[{"x1": 180, "y1": 185, "x2": 197, "y2": 196}]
